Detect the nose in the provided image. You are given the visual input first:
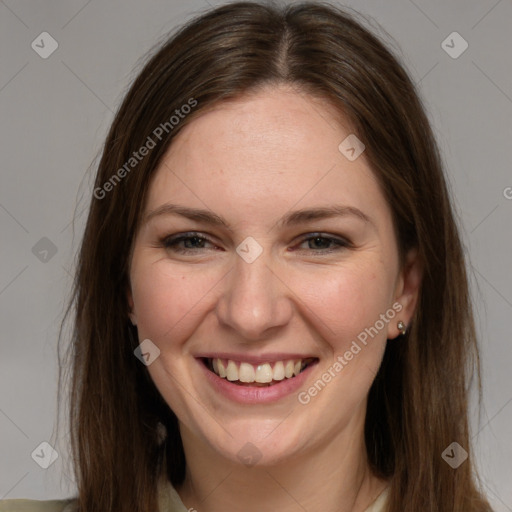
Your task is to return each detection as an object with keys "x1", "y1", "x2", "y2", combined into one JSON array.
[{"x1": 215, "y1": 253, "x2": 293, "y2": 341}]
